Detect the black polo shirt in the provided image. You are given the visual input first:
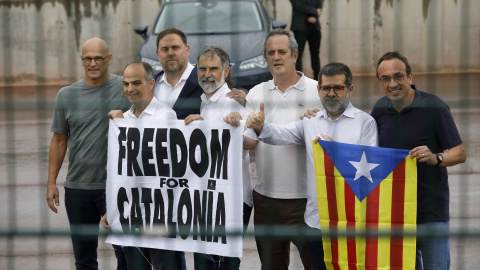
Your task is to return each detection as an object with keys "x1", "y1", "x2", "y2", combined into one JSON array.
[{"x1": 371, "y1": 85, "x2": 463, "y2": 224}]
